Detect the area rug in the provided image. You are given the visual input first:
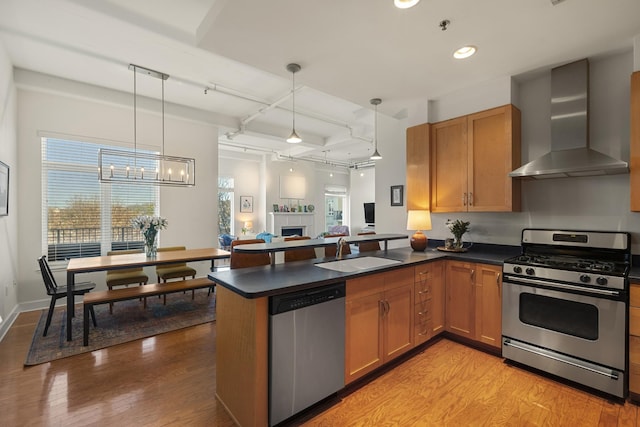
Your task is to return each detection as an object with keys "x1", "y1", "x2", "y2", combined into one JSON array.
[{"x1": 25, "y1": 288, "x2": 216, "y2": 366}]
